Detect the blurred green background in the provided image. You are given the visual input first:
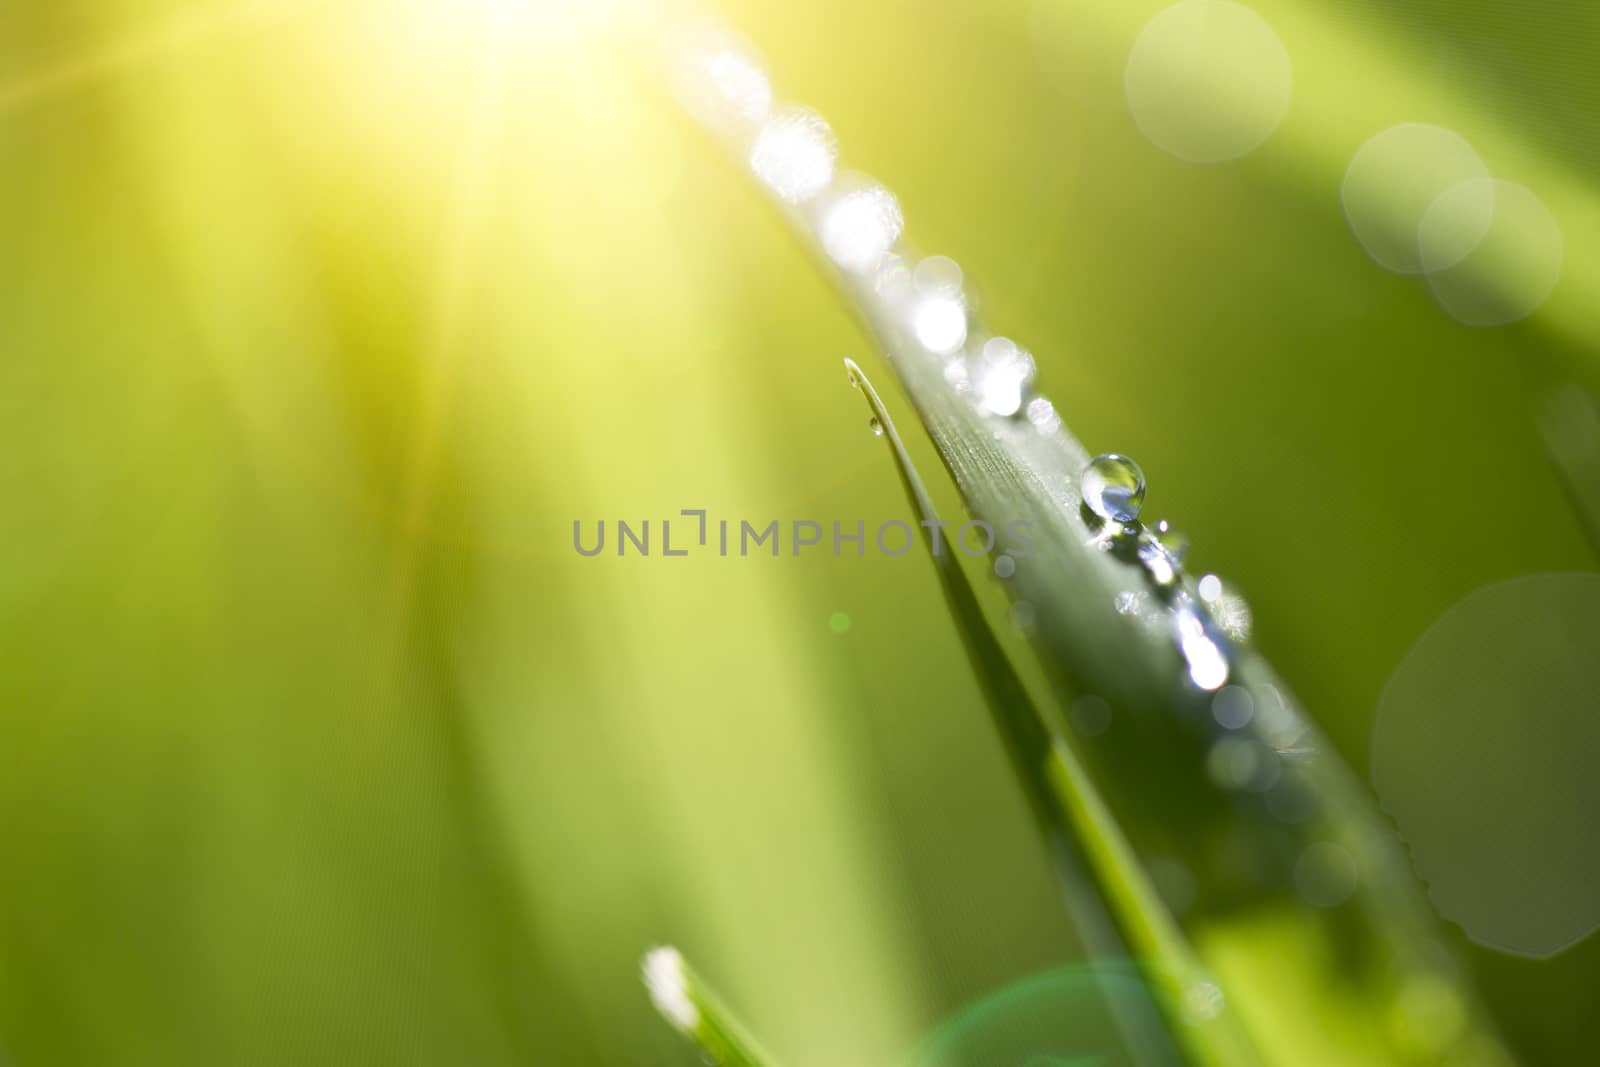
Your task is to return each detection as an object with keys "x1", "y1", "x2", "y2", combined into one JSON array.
[{"x1": 0, "y1": 0, "x2": 1595, "y2": 1064}]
